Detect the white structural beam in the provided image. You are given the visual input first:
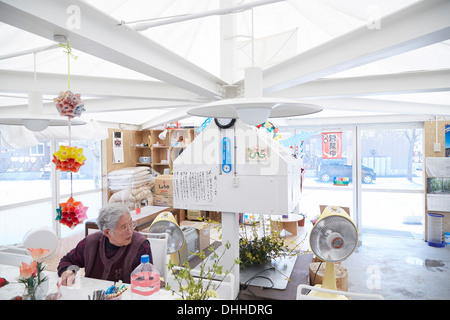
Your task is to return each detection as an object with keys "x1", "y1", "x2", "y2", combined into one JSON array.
[
  {"x1": 0, "y1": 0, "x2": 226, "y2": 100},
  {"x1": 133, "y1": 0, "x2": 285, "y2": 30},
  {"x1": 0, "y1": 70, "x2": 201, "y2": 102},
  {"x1": 283, "y1": 114, "x2": 444, "y2": 128},
  {"x1": 140, "y1": 106, "x2": 194, "y2": 129},
  {"x1": 0, "y1": 98, "x2": 195, "y2": 116},
  {"x1": 220, "y1": 0, "x2": 238, "y2": 84},
  {"x1": 269, "y1": 70, "x2": 450, "y2": 100},
  {"x1": 257, "y1": 0, "x2": 450, "y2": 94},
  {"x1": 299, "y1": 98, "x2": 450, "y2": 117}
]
